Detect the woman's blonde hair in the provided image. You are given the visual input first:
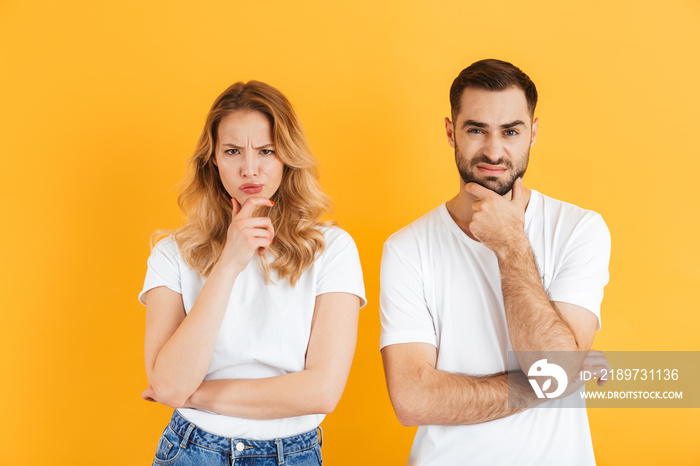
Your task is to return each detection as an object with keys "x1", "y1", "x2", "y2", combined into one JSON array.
[{"x1": 169, "y1": 80, "x2": 332, "y2": 285}]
